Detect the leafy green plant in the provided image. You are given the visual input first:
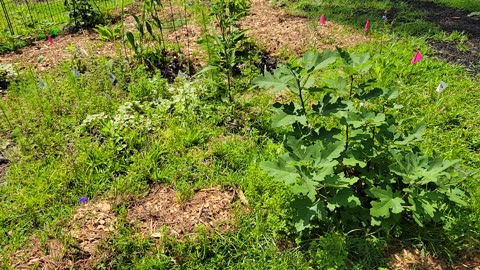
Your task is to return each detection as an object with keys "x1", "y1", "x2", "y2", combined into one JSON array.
[
  {"x1": 65, "y1": 0, "x2": 106, "y2": 30},
  {"x1": 197, "y1": 0, "x2": 251, "y2": 101},
  {"x1": 94, "y1": 24, "x2": 122, "y2": 41},
  {"x1": 254, "y1": 48, "x2": 468, "y2": 234},
  {"x1": 125, "y1": 0, "x2": 181, "y2": 72}
]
